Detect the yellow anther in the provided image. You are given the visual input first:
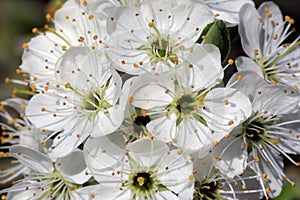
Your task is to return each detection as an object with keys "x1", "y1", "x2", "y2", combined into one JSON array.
[
  {"x1": 213, "y1": 141, "x2": 219, "y2": 146},
  {"x1": 292, "y1": 181, "x2": 296, "y2": 187},
  {"x1": 61, "y1": 46, "x2": 67, "y2": 51},
  {"x1": 228, "y1": 120, "x2": 234, "y2": 125},
  {"x1": 266, "y1": 188, "x2": 271, "y2": 193},
  {"x1": 237, "y1": 74, "x2": 243, "y2": 81},
  {"x1": 30, "y1": 84, "x2": 36, "y2": 92},
  {"x1": 40, "y1": 141, "x2": 46, "y2": 146},
  {"x1": 254, "y1": 49, "x2": 259, "y2": 55},
  {"x1": 271, "y1": 80, "x2": 278, "y2": 85},
  {"x1": 254, "y1": 157, "x2": 260, "y2": 162},
  {"x1": 65, "y1": 83, "x2": 72, "y2": 89},
  {"x1": 148, "y1": 22, "x2": 155, "y2": 28},
  {"x1": 242, "y1": 185, "x2": 247, "y2": 190},
  {"x1": 88, "y1": 15, "x2": 94, "y2": 20},
  {"x1": 271, "y1": 140, "x2": 278, "y2": 145},
  {"x1": 228, "y1": 59, "x2": 234, "y2": 65},
  {"x1": 289, "y1": 19, "x2": 294, "y2": 24},
  {"x1": 137, "y1": 177, "x2": 145, "y2": 186},
  {"x1": 22, "y1": 43, "x2": 29, "y2": 49},
  {"x1": 90, "y1": 194, "x2": 95, "y2": 199},
  {"x1": 273, "y1": 34, "x2": 278, "y2": 40},
  {"x1": 266, "y1": 13, "x2": 272, "y2": 18},
  {"x1": 264, "y1": 6, "x2": 269, "y2": 13},
  {"x1": 285, "y1": 16, "x2": 291, "y2": 21},
  {"x1": 128, "y1": 96, "x2": 134, "y2": 103},
  {"x1": 32, "y1": 27, "x2": 38, "y2": 33},
  {"x1": 5, "y1": 78, "x2": 10, "y2": 83},
  {"x1": 46, "y1": 13, "x2": 52, "y2": 22}
]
